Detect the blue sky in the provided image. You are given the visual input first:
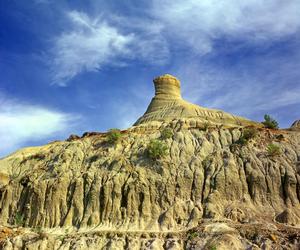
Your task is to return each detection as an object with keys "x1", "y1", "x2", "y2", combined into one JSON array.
[{"x1": 1, "y1": 0, "x2": 300, "y2": 157}]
